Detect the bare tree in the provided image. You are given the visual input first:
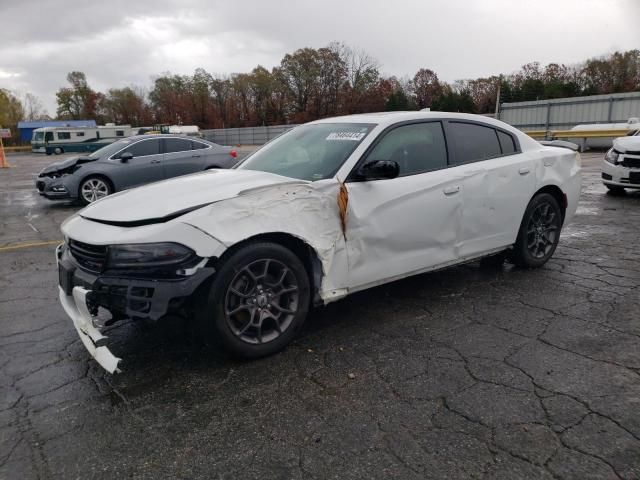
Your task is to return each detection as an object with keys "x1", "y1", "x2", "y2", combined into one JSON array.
[{"x1": 23, "y1": 93, "x2": 48, "y2": 120}]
